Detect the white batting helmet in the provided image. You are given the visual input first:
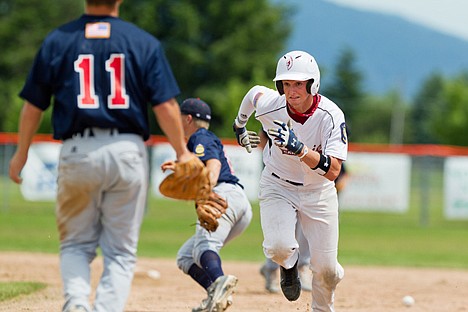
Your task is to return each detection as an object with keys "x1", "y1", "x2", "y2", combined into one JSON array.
[{"x1": 273, "y1": 50, "x2": 320, "y2": 95}]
